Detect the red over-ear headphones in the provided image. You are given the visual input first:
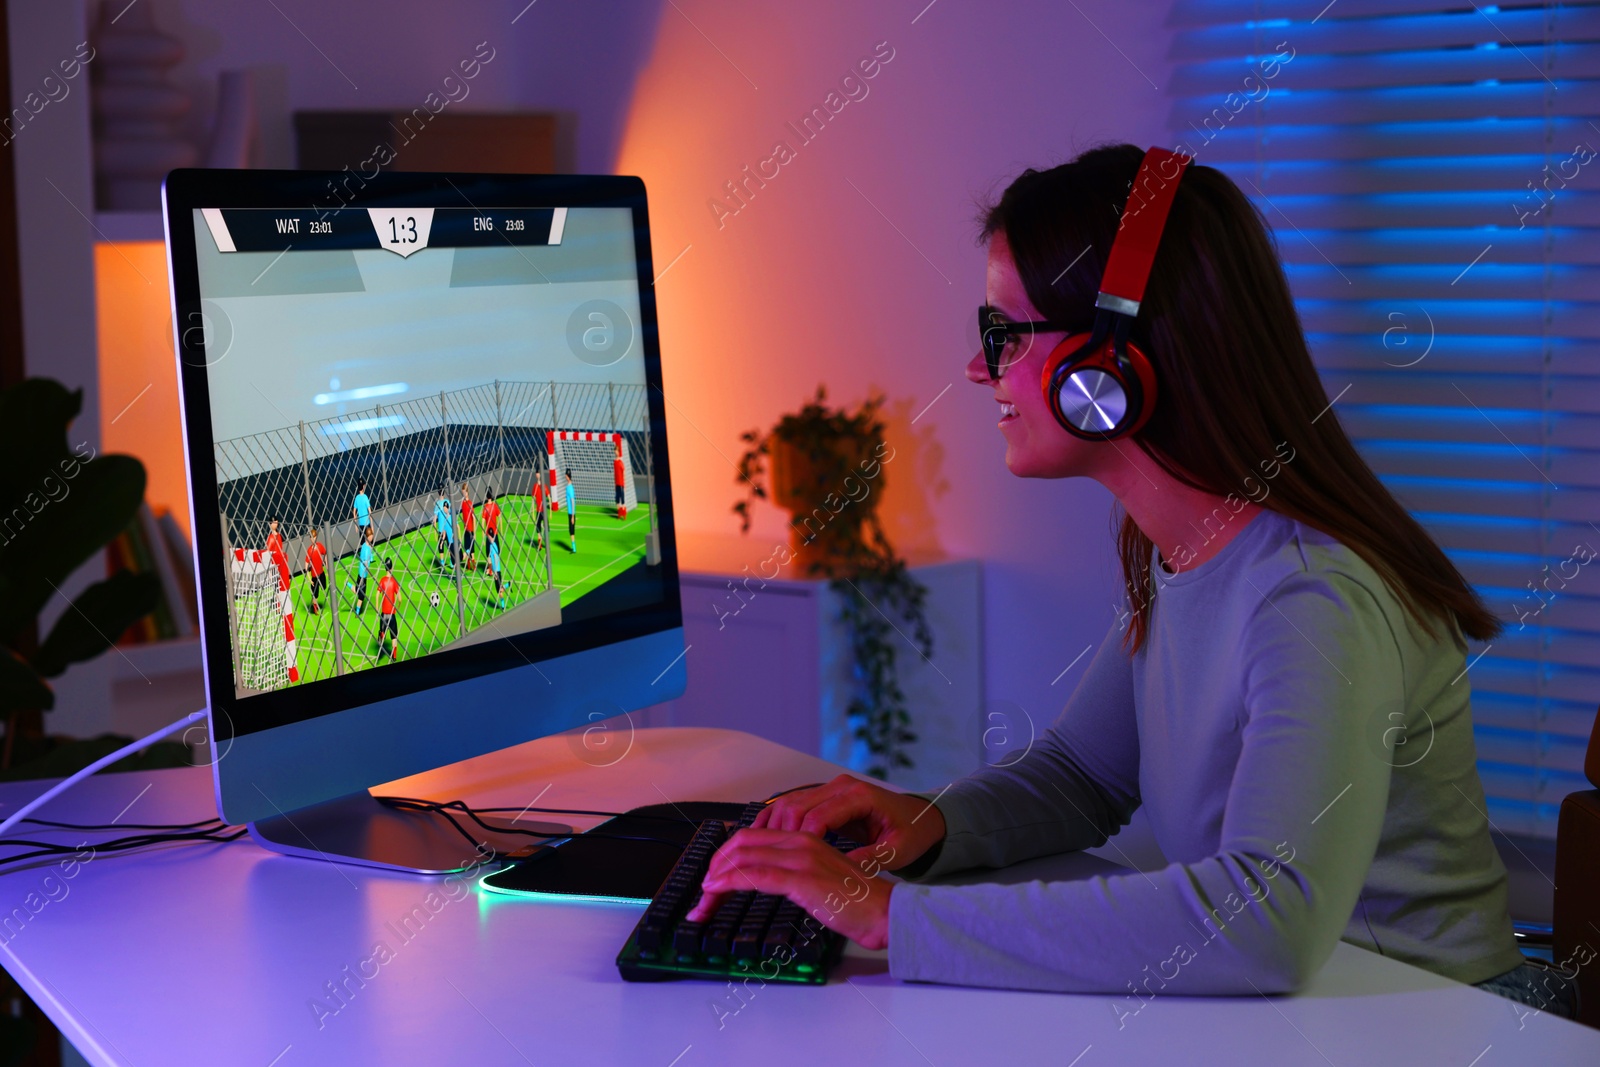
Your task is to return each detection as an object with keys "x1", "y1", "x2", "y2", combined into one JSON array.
[{"x1": 1042, "y1": 146, "x2": 1190, "y2": 440}]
